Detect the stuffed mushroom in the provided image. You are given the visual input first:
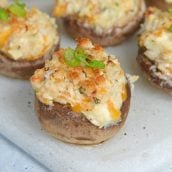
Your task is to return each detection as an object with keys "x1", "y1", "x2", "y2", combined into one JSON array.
[
  {"x1": 137, "y1": 7, "x2": 172, "y2": 94},
  {"x1": 31, "y1": 38, "x2": 137, "y2": 145},
  {"x1": 0, "y1": 0, "x2": 59, "y2": 79},
  {"x1": 53, "y1": 0, "x2": 145, "y2": 46}
]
